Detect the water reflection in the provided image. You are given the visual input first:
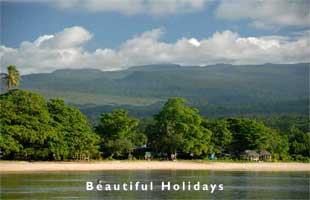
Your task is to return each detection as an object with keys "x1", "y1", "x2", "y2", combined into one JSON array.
[{"x1": 1, "y1": 170, "x2": 309, "y2": 199}]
